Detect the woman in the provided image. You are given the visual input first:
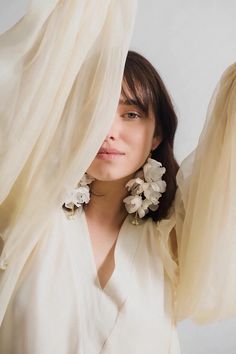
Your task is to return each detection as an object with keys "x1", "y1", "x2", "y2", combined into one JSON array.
[
  {"x1": 1, "y1": 48, "x2": 236, "y2": 353},
  {"x1": 79, "y1": 50, "x2": 179, "y2": 290},
  {"x1": 1, "y1": 2, "x2": 236, "y2": 354},
  {"x1": 0, "y1": 50, "x2": 181, "y2": 353}
]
